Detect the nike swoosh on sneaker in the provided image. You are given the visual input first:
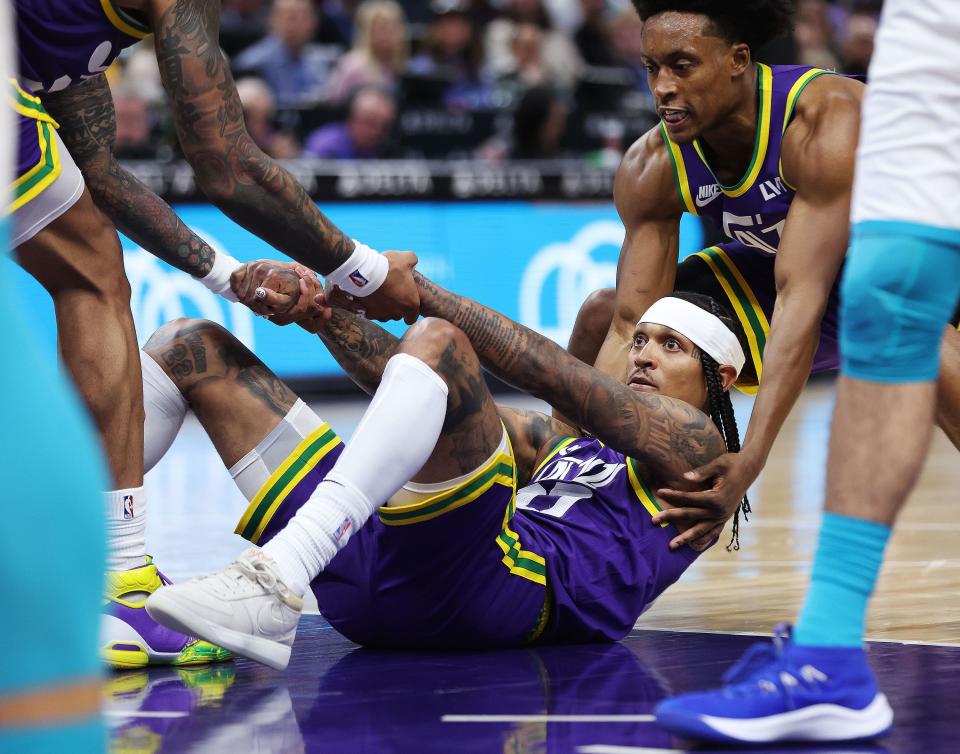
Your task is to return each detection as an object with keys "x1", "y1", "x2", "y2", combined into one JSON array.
[{"x1": 256, "y1": 601, "x2": 296, "y2": 638}]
